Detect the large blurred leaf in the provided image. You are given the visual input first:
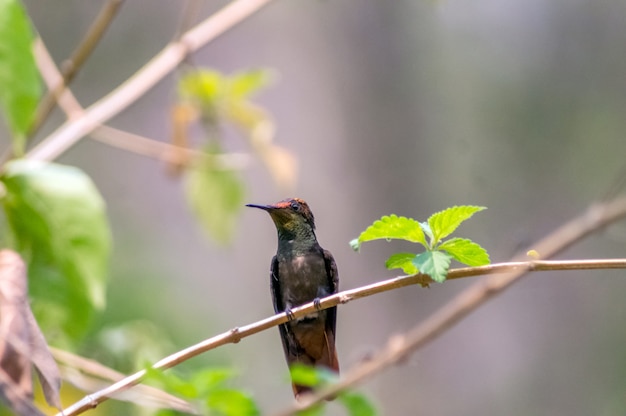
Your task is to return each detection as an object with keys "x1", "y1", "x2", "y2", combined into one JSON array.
[
  {"x1": 0, "y1": 0, "x2": 41, "y2": 154},
  {"x1": 184, "y1": 146, "x2": 245, "y2": 244},
  {"x1": 206, "y1": 389, "x2": 258, "y2": 416},
  {"x1": 1, "y1": 160, "x2": 111, "y2": 342},
  {"x1": 338, "y1": 392, "x2": 378, "y2": 416}
]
